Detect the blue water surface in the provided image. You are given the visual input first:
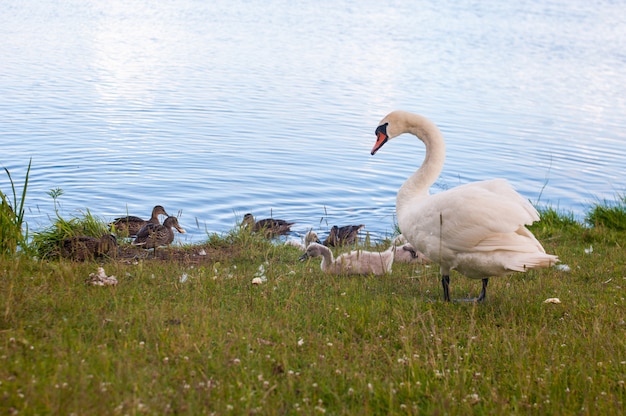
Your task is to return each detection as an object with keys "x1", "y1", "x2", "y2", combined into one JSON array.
[{"x1": 1, "y1": 0, "x2": 625, "y2": 244}]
